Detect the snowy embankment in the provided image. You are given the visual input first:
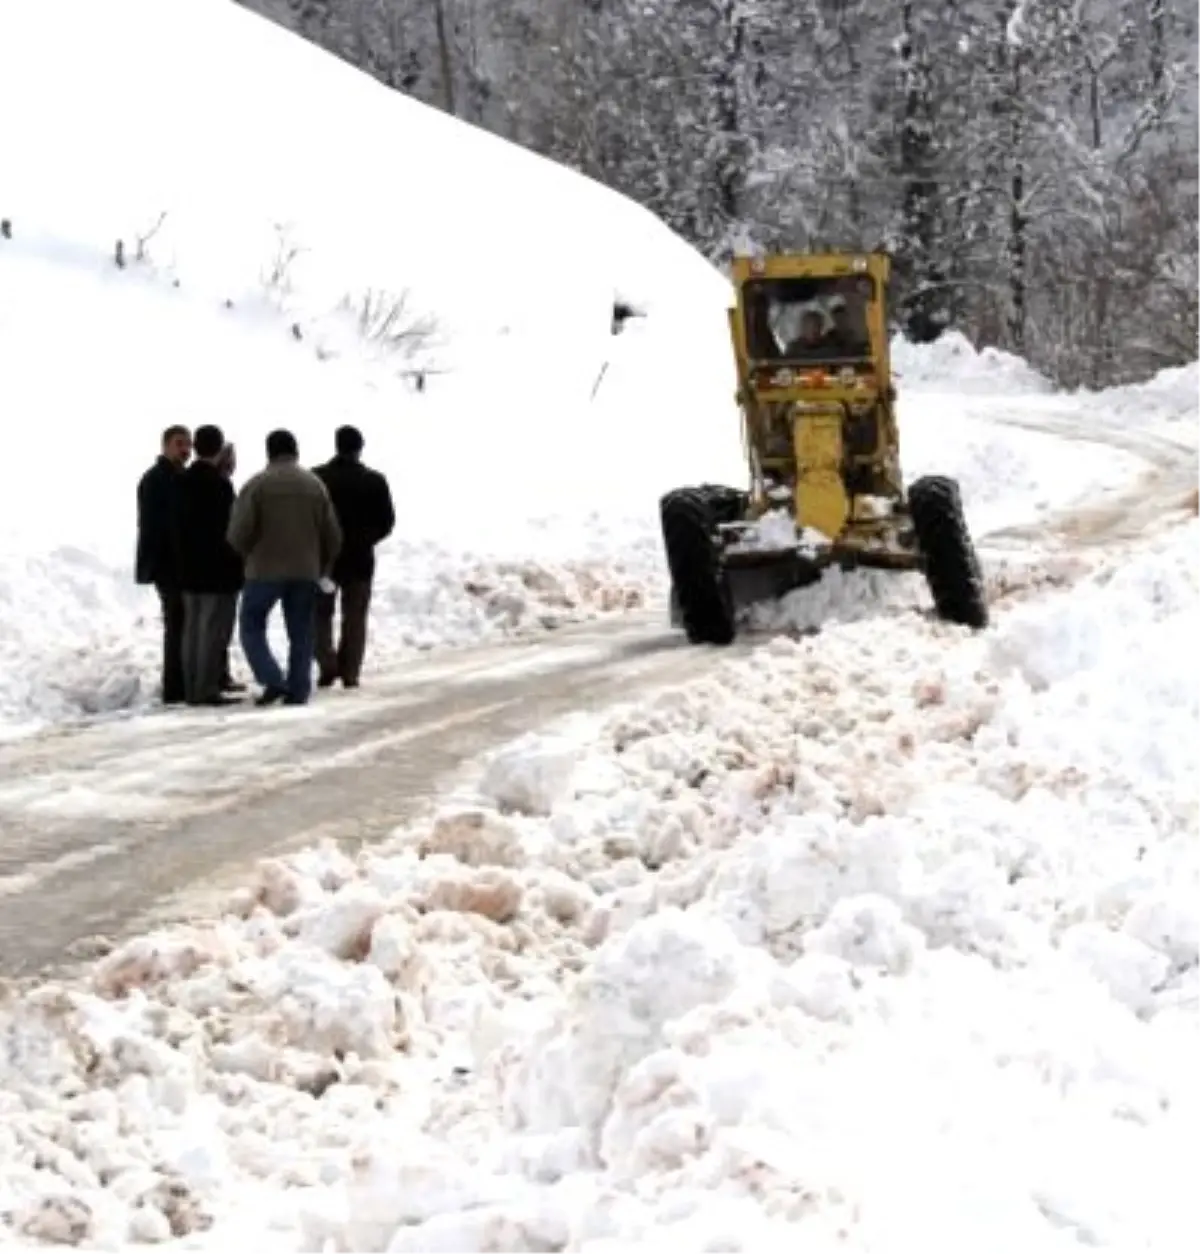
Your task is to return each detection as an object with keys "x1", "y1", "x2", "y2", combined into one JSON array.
[
  {"x1": 1, "y1": 508, "x2": 1195, "y2": 1250},
  {"x1": 0, "y1": 0, "x2": 743, "y2": 735}
]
